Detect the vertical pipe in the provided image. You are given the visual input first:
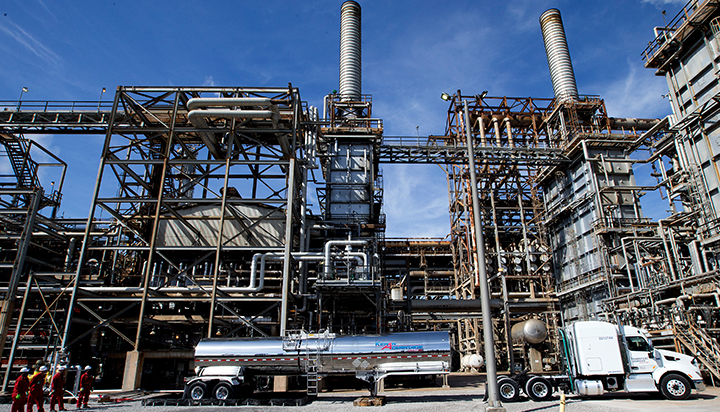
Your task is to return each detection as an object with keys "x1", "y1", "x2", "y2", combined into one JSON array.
[
  {"x1": 339, "y1": 1, "x2": 361, "y2": 101},
  {"x1": 463, "y1": 100, "x2": 500, "y2": 407},
  {"x1": 504, "y1": 117, "x2": 514, "y2": 148},
  {"x1": 540, "y1": 9, "x2": 579, "y2": 103},
  {"x1": 477, "y1": 117, "x2": 487, "y2": 147},
  {"x1": 280, "y1": 158, "x2": 297, "y2": 336},
  {"x1": 492, "y1": 117, "x2": 502, "y2": 146}
]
